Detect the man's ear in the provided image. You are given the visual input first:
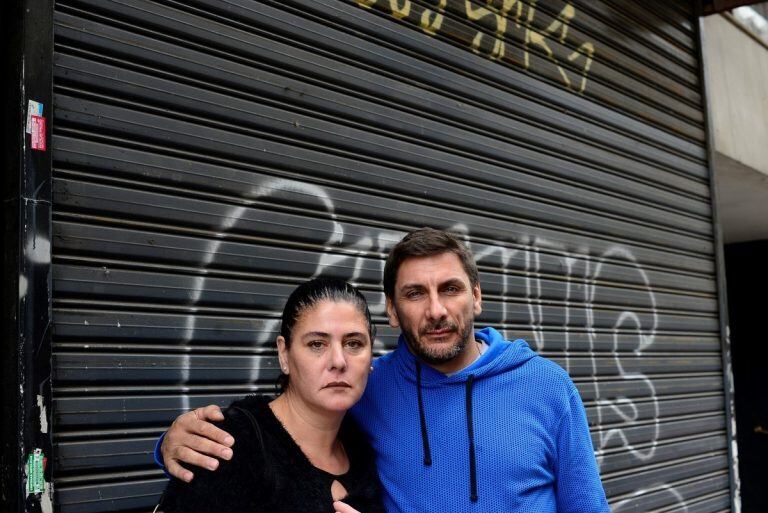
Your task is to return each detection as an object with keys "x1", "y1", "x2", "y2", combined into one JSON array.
[
  {"x1": 276, "y1": 335, "x2": 289, "y2": 373},
  {"x1": 386, "y1": 297, "x2": 400, "y2": 328},
  {"x1": 472, "y1": 283, "x2": 482, "y2": 316}
]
